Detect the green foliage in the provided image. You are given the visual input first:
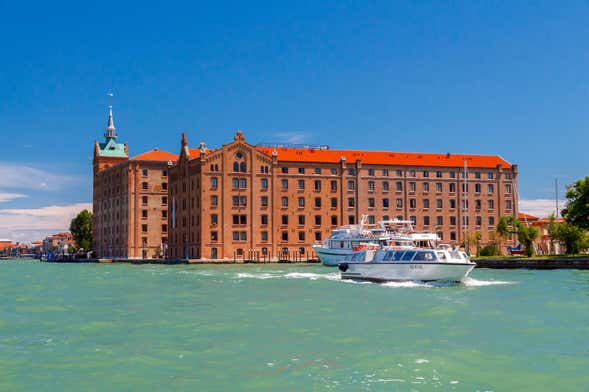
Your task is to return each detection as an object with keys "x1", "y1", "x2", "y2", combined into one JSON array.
[
  {"x1": 496, "y1": 215, "x2": 538, "y2": 257},
  {"x1": 479, "y1": 244, "x2": 502, "y2": 257},
  {"x1": 517, "y1": 224, "x2": 539, "y2": 257},
  {"x1": 70, "y1": 210, "x2": 93, "y2": 251},
  {"x1": 548, "y1": 218, "x2": 589, "y2": 254},
  {"x1": 562, "y1": 176, "x2": 589, "y2": 230}
]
